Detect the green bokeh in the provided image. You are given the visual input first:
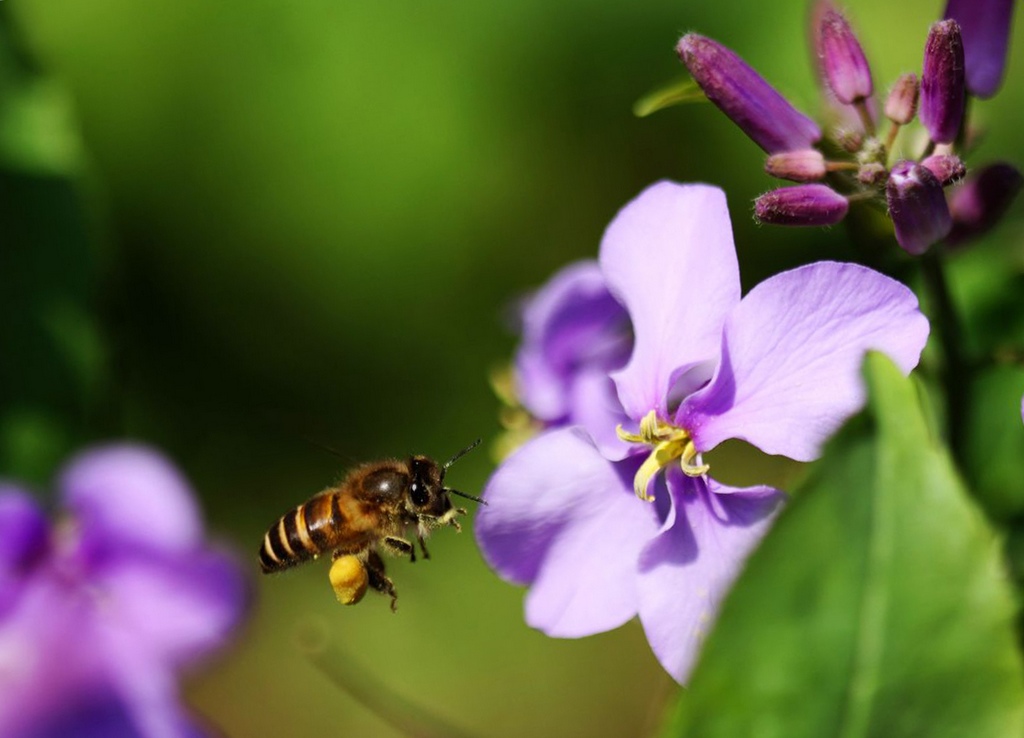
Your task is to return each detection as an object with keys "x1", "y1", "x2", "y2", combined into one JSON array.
[{"x1": 3, "y1": 0, "x2": 1024, "y2": 735}]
